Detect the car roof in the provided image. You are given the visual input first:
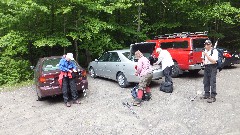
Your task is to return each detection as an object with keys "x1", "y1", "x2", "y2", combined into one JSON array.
[
  {"x1": 108, "y1": 49, "x2": 130, "y2": 53},
  {"x1": 41, "y1": 56, "x2": 62, "y2": 60}
]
